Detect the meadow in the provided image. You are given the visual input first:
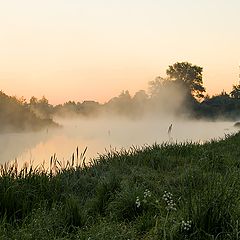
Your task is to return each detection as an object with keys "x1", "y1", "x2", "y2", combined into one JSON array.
[{"x1": 0, "y1": 132, "x2": 240, "y2": 239}]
